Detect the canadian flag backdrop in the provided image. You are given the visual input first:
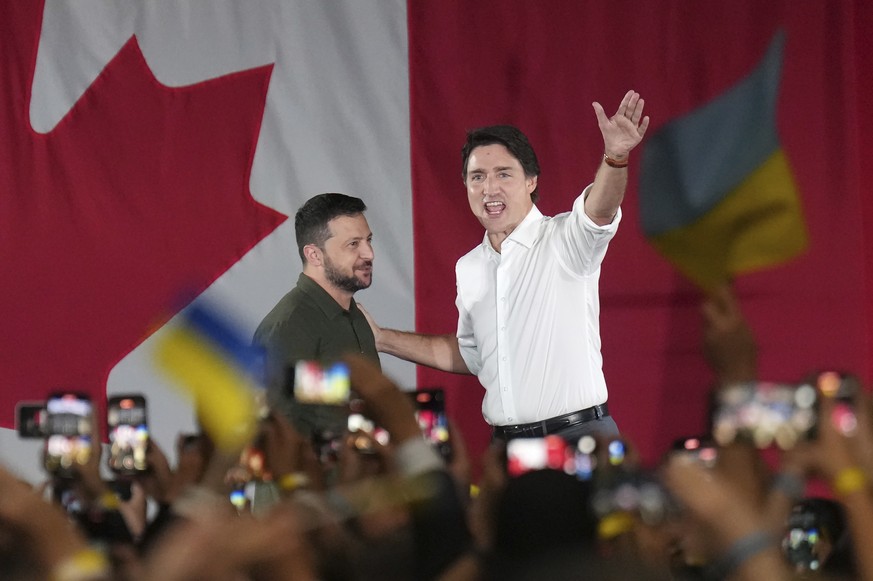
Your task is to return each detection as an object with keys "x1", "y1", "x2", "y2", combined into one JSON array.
[{"x1": 2, "y1": 0, "x2": 872, "y2": 483}]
